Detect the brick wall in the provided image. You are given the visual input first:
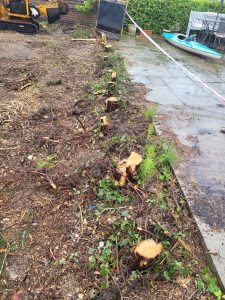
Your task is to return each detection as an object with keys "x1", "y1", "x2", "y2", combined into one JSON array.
[
  {"x1": 34, "y1": 0, "x2": 98, "y2": 26},
  {"x1": 60, "y1": 0, "x2": 98, "y2": 26}
]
